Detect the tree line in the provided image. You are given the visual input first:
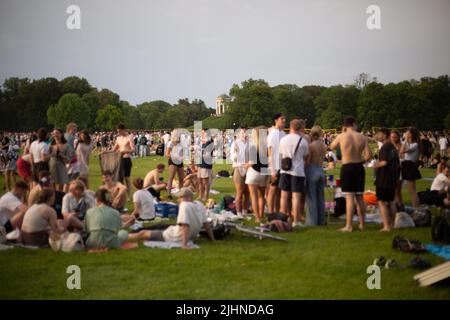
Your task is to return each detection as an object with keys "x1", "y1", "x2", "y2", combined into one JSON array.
[
  {"x1": 1, "y1": 74, "x2": 449, "y2": 132},
  {"x1": 224, "y1": 74, "x2": 450, "y2": 130},
  {"x1": 0, "y1": 76, "x2": 213, "y2": 132}
]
